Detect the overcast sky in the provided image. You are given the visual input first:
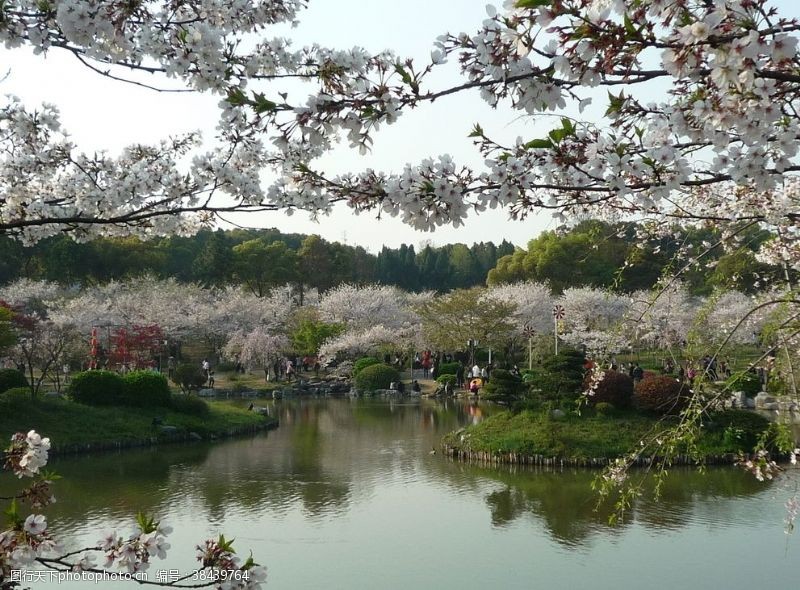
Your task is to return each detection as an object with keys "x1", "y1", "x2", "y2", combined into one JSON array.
[{"x1": 3, "y1": 0, "x2": 798, "y2": 251}]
